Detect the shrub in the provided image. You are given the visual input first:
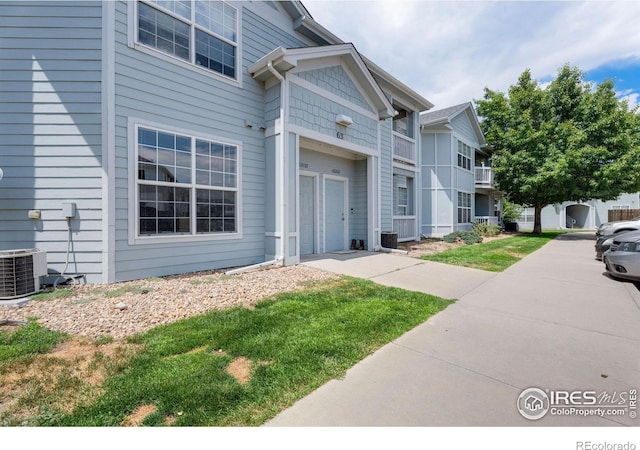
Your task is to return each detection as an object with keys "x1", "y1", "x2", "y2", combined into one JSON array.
[
  {"x1": 472, "y1": 221, "x2": 502, "y2": 237},
  {"x1": 502, "y1": 199, "x2": 523, "y2": 223},
  {"x1": 443, "y1": 230, "x2": 483, "y2": 245}
]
